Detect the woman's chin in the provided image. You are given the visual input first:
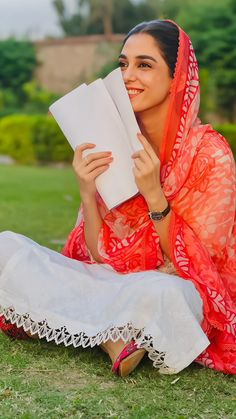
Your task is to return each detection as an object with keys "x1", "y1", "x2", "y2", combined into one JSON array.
[
  {"x1": 132, "y1": 105, "x2": 147, "y2": 114},
  {"x1": 130, "y1": 101, "x2": 147, "y2": 113}
]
